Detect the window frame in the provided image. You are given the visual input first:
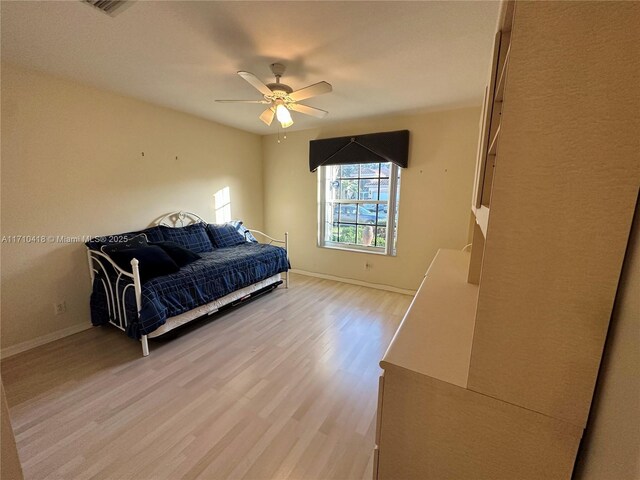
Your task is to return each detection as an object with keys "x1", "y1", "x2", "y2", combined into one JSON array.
[{"x1": 317, "y1": 162, "x2": 400, "y2": 256}]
